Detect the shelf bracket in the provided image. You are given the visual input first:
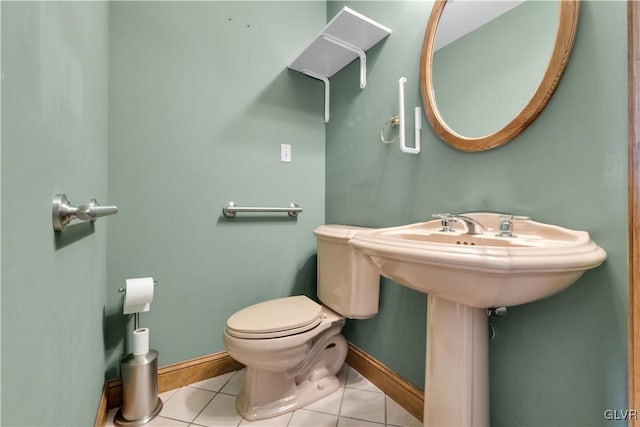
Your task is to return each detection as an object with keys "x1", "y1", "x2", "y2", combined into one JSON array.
[
  {"x1": 287, "y1": 7, "x2": 391, "y2": 124},
  {"x1": 303, "y1": 70, "x2": 330, "y2": 123},
  {"x1": 321, "y1": 34, "x2": 367, "y2": 89}
]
